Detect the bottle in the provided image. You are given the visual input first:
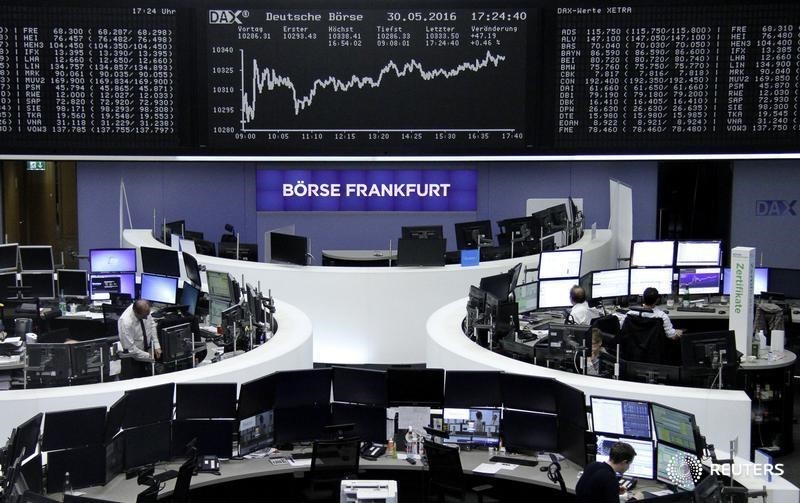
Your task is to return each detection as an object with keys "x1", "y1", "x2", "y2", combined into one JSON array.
[
  {"x1": 64, "y1": 471, "x2": 72, "y2": 495},
  {"x1": 751, "y1": 333, "x2": 760, "y2": 359},
  {"x1": 58, "y1": 290, "x2": 66, "y2": 314},
  {"x1": 387, "y1": 438, "x2": 395, "y2": 458},
  {"x1": 405, "y1": 426, "x2": 414, "y2": 456},
  {"x1": 758, "y1": 331, "x2": 768, "y2": 359}
]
